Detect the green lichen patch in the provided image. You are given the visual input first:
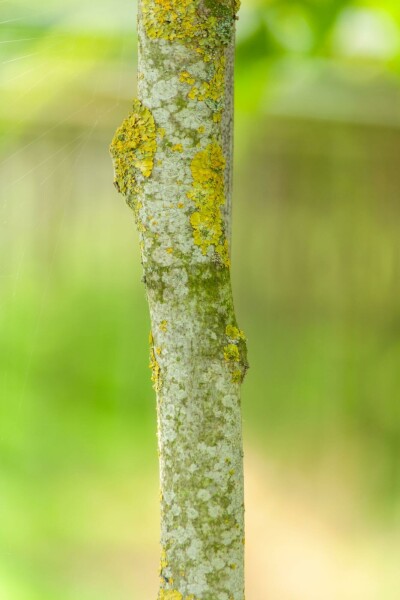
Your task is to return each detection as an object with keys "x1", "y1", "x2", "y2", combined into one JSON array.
[
  {"x1": 110, "y1": 99, "x2": 157, "y2": 197},
  {"x1": 187, "y1": 143, "x2": 230, "y2": 267}
]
